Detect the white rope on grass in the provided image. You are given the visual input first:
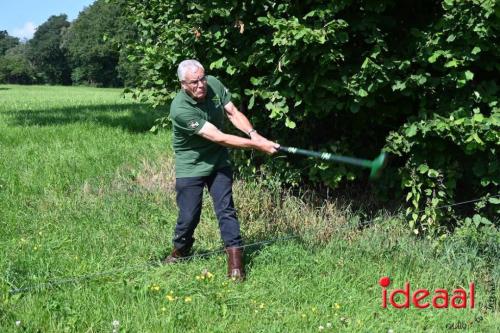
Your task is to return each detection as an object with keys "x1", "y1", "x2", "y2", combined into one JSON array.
[
  {"x1": 7, "y1": 236, "x2": 299, "y2": 294},
  {"x1": 7, "y1": 194, "x2": 499, "y2": 294}
]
